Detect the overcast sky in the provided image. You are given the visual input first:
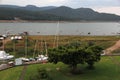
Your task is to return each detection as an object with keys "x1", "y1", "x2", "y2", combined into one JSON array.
[{"x1": 0, "y1": 0, "x2": 120, "y2": 15}]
